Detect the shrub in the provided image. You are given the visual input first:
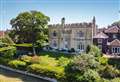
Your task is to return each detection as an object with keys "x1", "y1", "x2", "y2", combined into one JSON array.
[
  {"x1": 27, "y1": 64, "x2": 65, "y2": 79},
  {"x1": 20, "y1": 55, "x2": 32, "y2": 63},
  {"x1": 111, "y1": 78, "x2": 120, "y2": 82},
  {"x1": 0, "y1": 46, "x2": 16, "y2": 59},
  {"x1": 99, "y1": 57, "x2": 108, "y2": 65},
  {"x1": 89, "y1": 45, "x2": 102, "y2": 57},
  {"x1": 8, "y1": 60, "x2": 26, "y2": 69},
  {"x1": 76, "y1": 69, "x2": 101, "y2": 82},
  {"x1": 30, "y1": 55, "x2": 58, "y2": 66},
  {"x1": 99, "y1": 65, "x2": 120, "y2": 79},
  {"x1": 58, "y1": 57, "x2": 70, "y2": 67},
  {"x1": 108, "y1": 58, "x2": 120, "y2": 69},
  {"x1": 0, "y1": 57, "x2": 11, "y2": 65},
  {"x1": 69, "y1": 54, "x2": 100, "y2": 72}
]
